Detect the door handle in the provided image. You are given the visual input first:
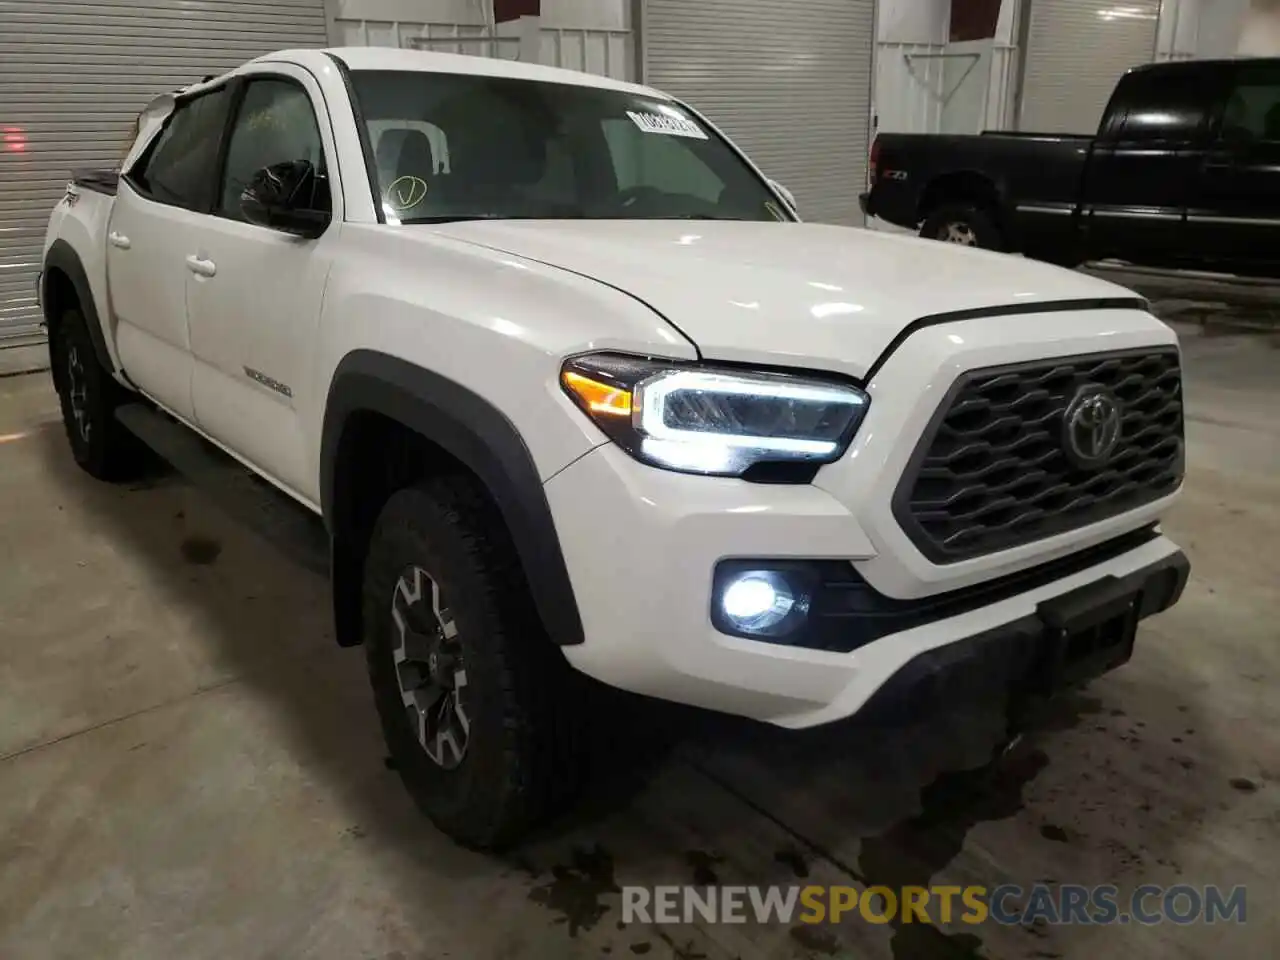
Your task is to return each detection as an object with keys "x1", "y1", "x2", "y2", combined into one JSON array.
[
  {"x1": 184, "y1": 255, "x2": 216, "y2": 278},
  {"x1": 107, "y1": 231, "x2": 131, "y2": 250}
]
